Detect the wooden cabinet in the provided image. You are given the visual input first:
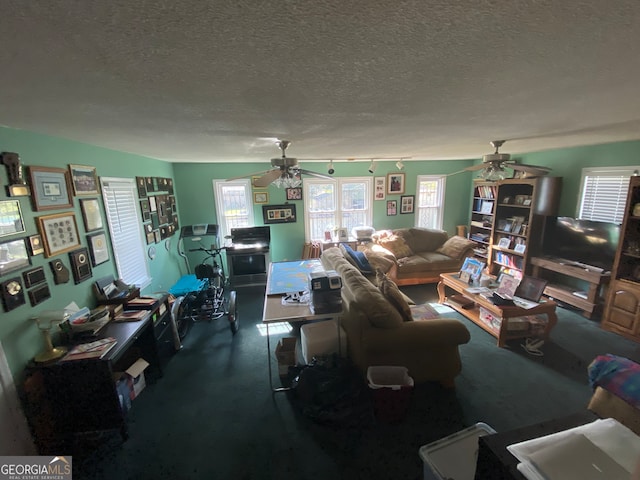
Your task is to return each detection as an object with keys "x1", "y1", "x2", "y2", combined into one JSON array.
[
  {"x1": 603, "y1": 176, "x2": 640, "y2": 340},
  {"x1": 468, "y1": 181, "x2": 497, "y2": 262},
  {"x1": 472, "y1": 177, "x2": 561, "y2": 278}
]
